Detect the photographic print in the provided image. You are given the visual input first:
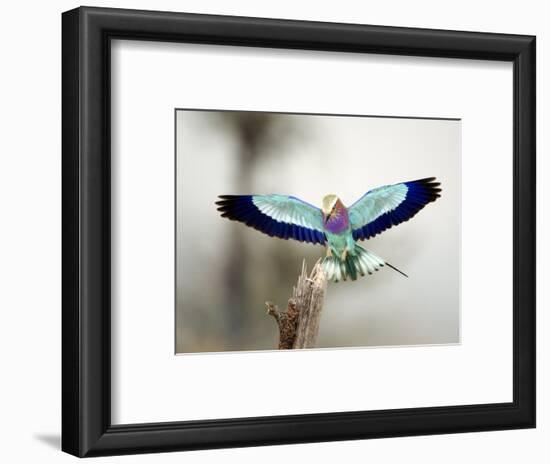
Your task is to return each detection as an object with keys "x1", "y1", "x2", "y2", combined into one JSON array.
[{"x1": 176, "y1": 110, "x2": 460, "y2": 354}]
